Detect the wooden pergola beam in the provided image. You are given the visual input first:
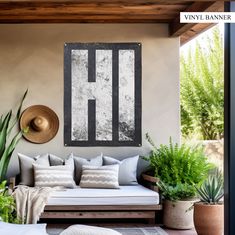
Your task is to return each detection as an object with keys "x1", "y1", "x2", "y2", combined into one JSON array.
[
  {"x1": 180, "y1": 23, "x2": 215, "y2": 45},
  {"x1": 169, "y1": 1, "x2": 224, "y2": 44},
  {"x1": 0, "y1": 1, "x2": 189, "y2": 23},
  {"x1": 169, "y1": 1, "x2": 224, "y2": 38},
  {"x1": 0, "y1": 0, "x2": 227, "y2": 43}
]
